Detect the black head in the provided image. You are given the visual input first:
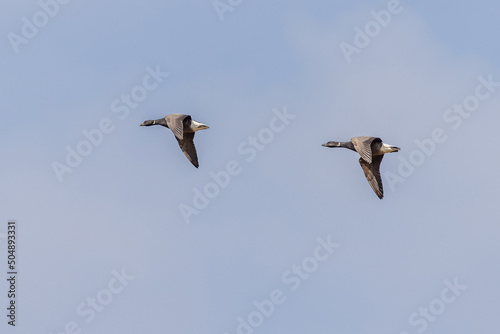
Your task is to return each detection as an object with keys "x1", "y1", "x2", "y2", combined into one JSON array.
[
  {"x1": 322, "y1": 141, "x2": 340, "y2": 147},
  {"x1": 140, "y1": 118, "x2": 167, "y2": 127},
  {"x1": 140, "y1": 120, "x2": 155, "y2": 126}
]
